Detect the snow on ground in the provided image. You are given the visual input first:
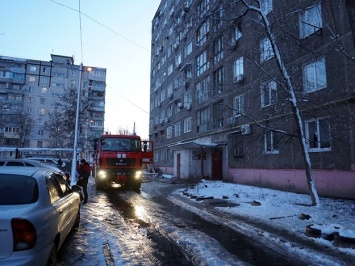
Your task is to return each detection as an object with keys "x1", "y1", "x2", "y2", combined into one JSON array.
[{"x1": 167, "y1": 178, "x2": 355, "y2": 257}]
